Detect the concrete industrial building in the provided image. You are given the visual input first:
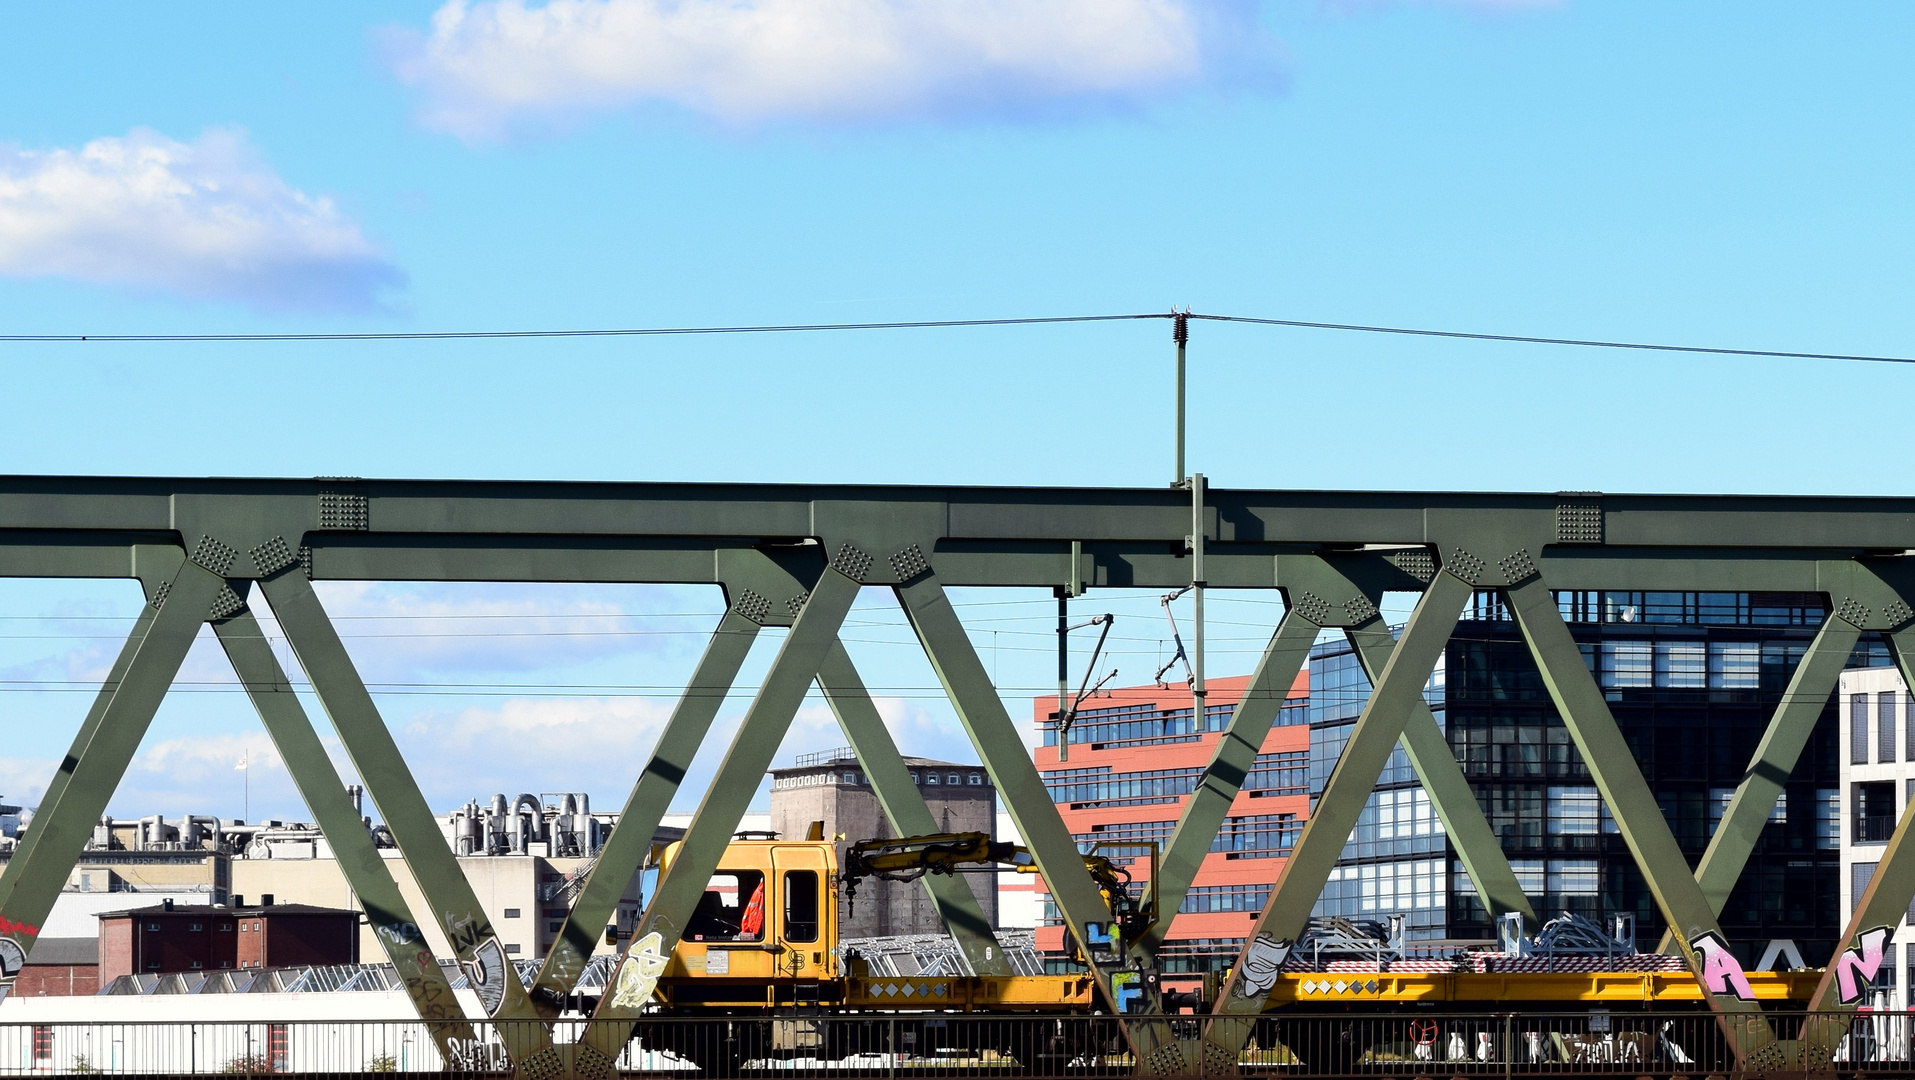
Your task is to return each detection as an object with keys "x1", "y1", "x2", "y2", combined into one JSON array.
[
  {"x1": 768, "y1": 749, "x2": 998, "y2": 937},
  {"x1": 1032, "y1": 673, "x2": 1311, "y2": 973}
]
